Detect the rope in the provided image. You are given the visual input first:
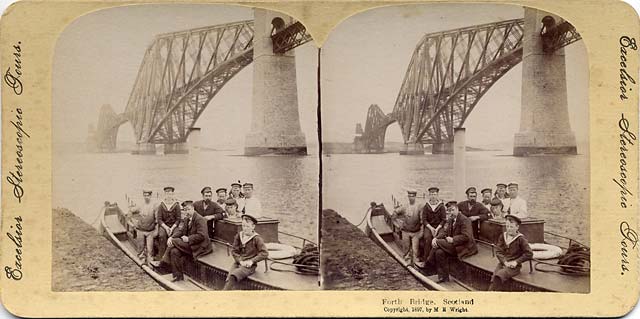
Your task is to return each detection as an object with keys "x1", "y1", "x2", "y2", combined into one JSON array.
[
  {"x1": 269, "y1": 243, "x2": 319, "y2": 276},
  {"x1": 354, "y1": 206, "x2": 373, "y2": 227},
  {"x1": 534, "y1": 243, "x2": 590, "y2": 276}
]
